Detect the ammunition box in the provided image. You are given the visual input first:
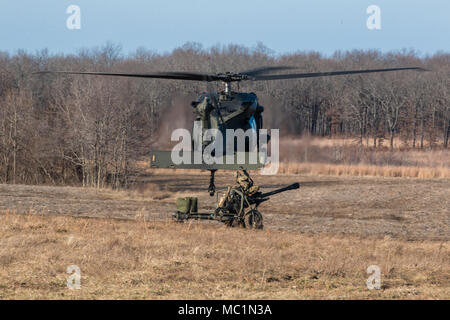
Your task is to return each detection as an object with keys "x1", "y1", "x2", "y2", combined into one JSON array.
[
  {"x1": 176, "y1": 197, "x2": 198, "y2": 213},
  {"x1": 176, "y1": 197, "x2": 192, "y2": 214}
]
